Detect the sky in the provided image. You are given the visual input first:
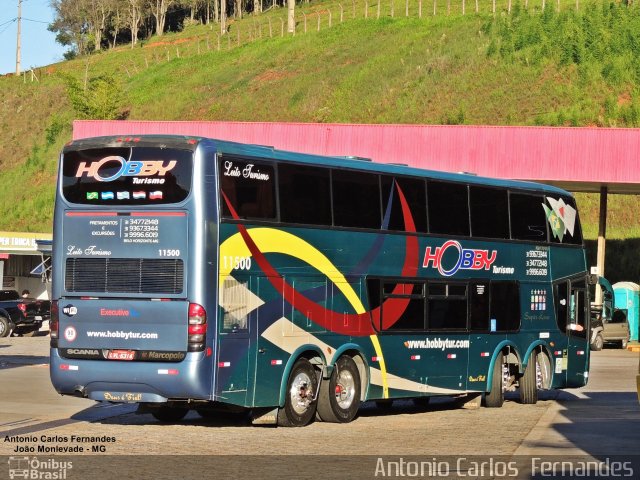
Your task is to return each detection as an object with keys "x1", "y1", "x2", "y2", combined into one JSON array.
[{"x1": 0, "y1": 0, "x2": 66, "y2": 75}]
